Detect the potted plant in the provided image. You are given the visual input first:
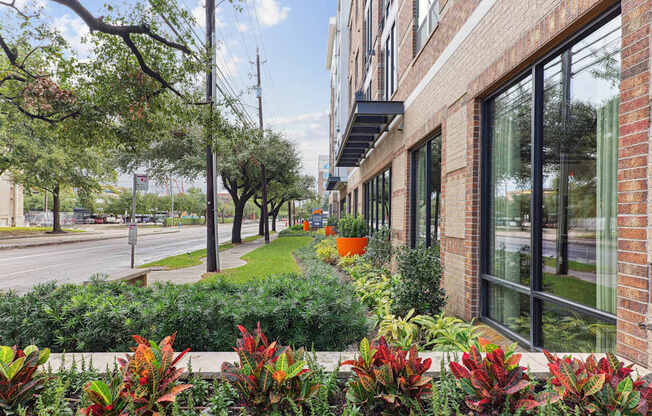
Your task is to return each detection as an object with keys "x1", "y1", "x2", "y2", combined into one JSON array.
[
  {"x1": 325, "y1": 216, "x2": 338, "y2": 236},
  {"x1": 336, "y1": 215, "x2": 368, "y2": 256}
]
